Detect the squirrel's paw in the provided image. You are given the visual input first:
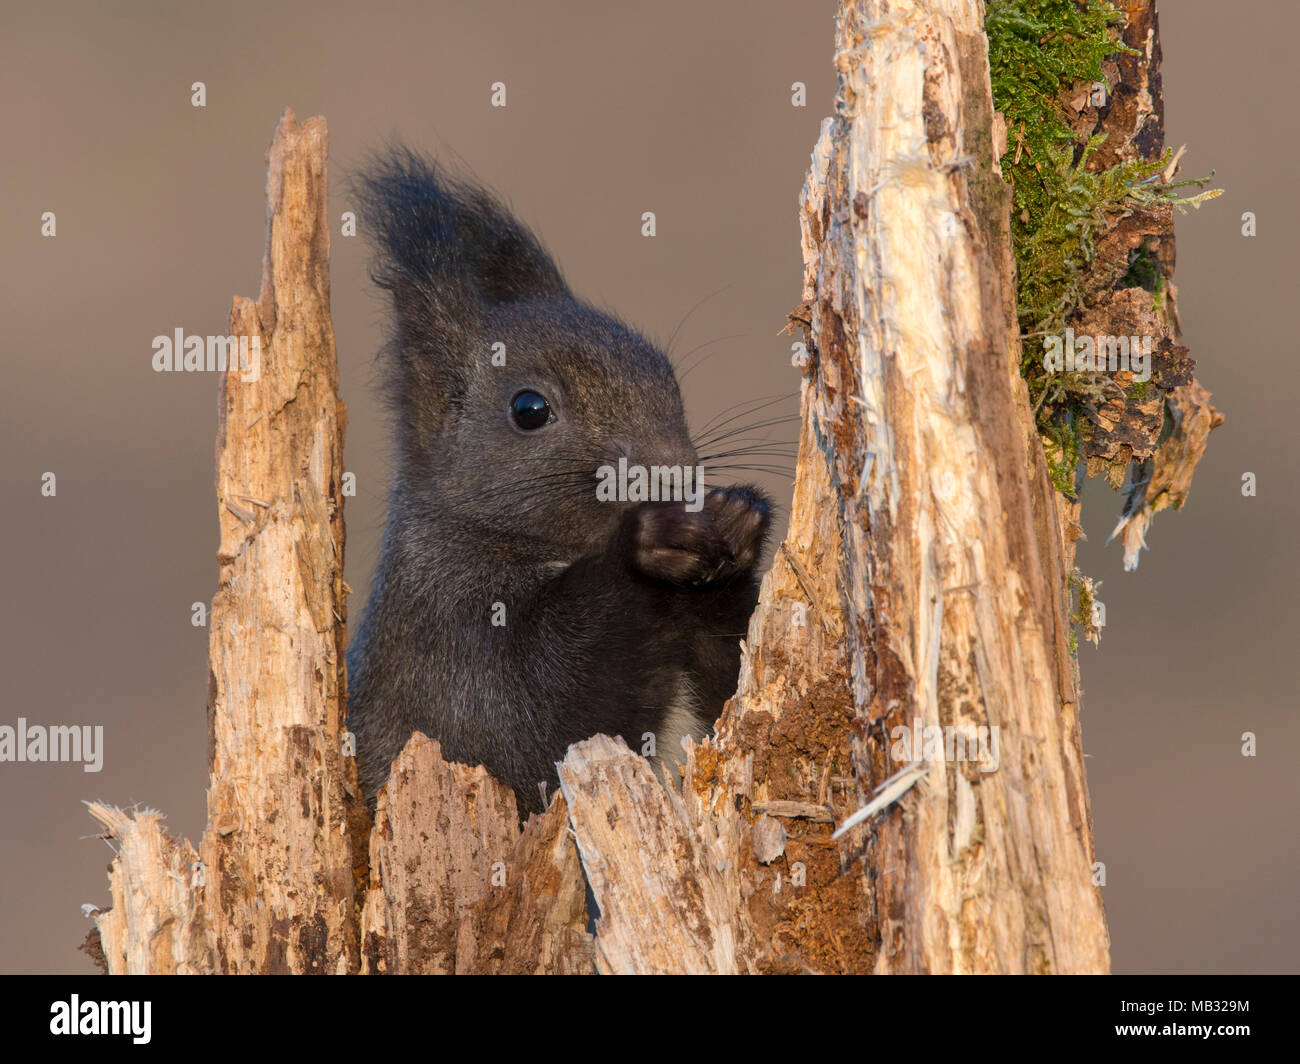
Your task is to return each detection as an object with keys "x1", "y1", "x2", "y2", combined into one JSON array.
[{"x1": 632, "y1": 487, "x2": 770, "y2": 586}]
